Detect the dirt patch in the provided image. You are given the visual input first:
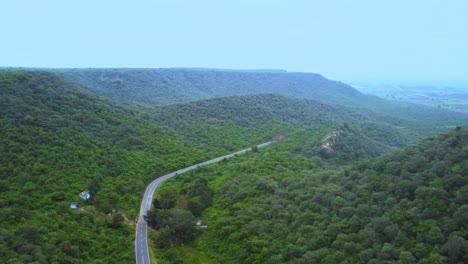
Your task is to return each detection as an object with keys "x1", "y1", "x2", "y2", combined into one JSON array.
[{"x1": 269, "y1": 134, "x2": 285, "y2": 141}]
